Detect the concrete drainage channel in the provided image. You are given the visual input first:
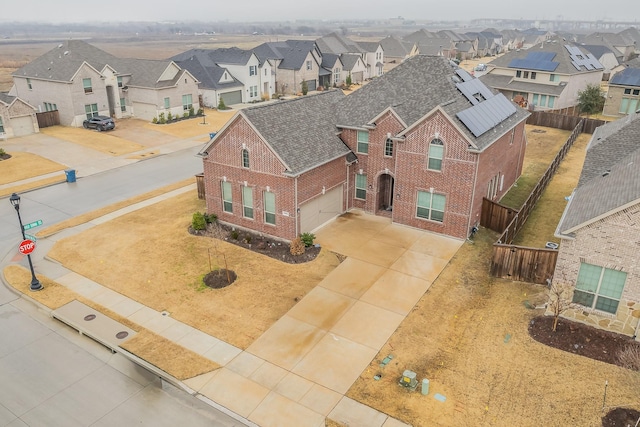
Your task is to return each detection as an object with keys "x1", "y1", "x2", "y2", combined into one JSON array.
[{"x1": 51, "y1": 299, "x2": 258, "y2": 427}]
